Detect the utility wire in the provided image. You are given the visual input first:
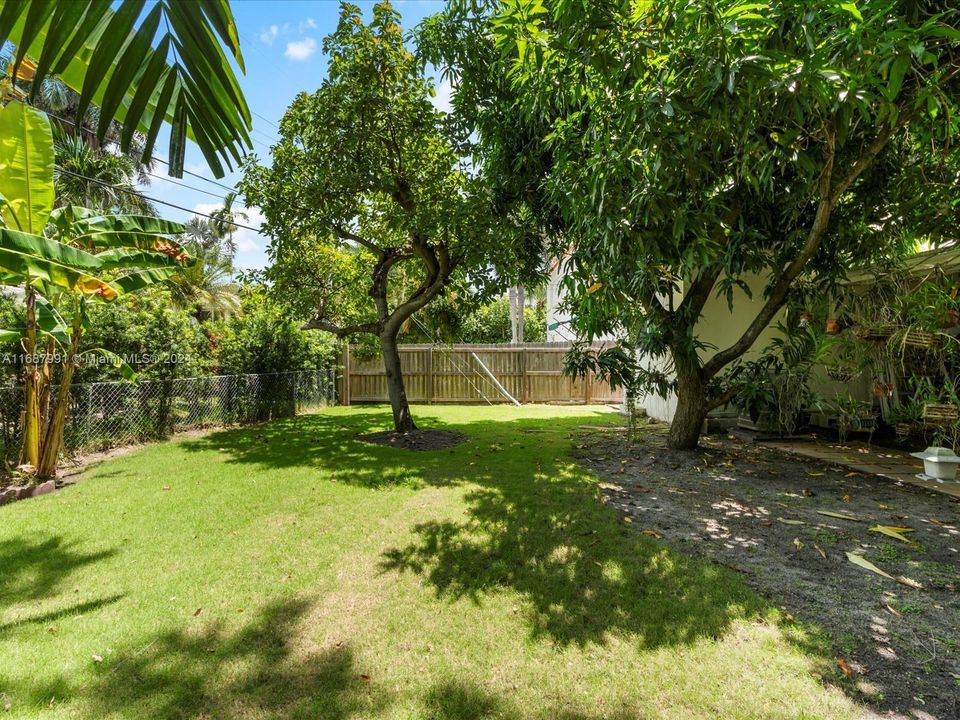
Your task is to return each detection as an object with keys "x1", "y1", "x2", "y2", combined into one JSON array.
[
  {"x1": 144, "y1": 170, "x2": 230, "y2": 201},
  {"x1": 40, "y1": 108, "x2": 243, "y2": 194},
  {"x1": 55, "y1": 166, "x2": 264, "y2": 233}
]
